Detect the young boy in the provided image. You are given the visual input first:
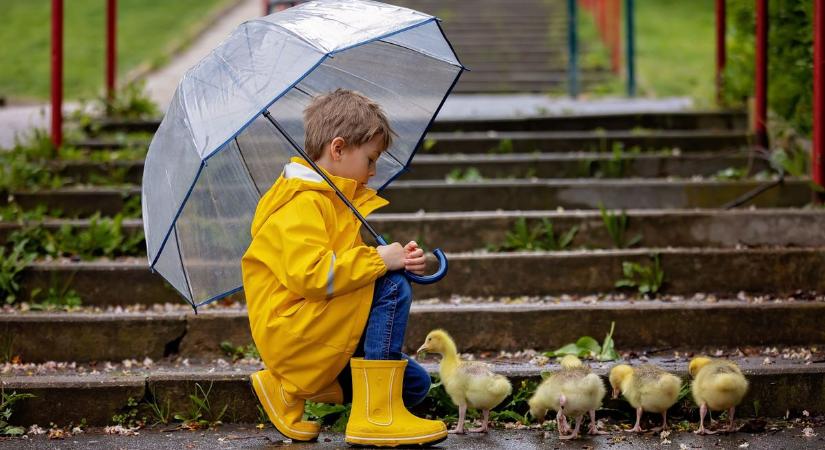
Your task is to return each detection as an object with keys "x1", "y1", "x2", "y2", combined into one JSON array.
[{"x1": 242, "y1": 89, "x2": 447, "y2": 446}]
